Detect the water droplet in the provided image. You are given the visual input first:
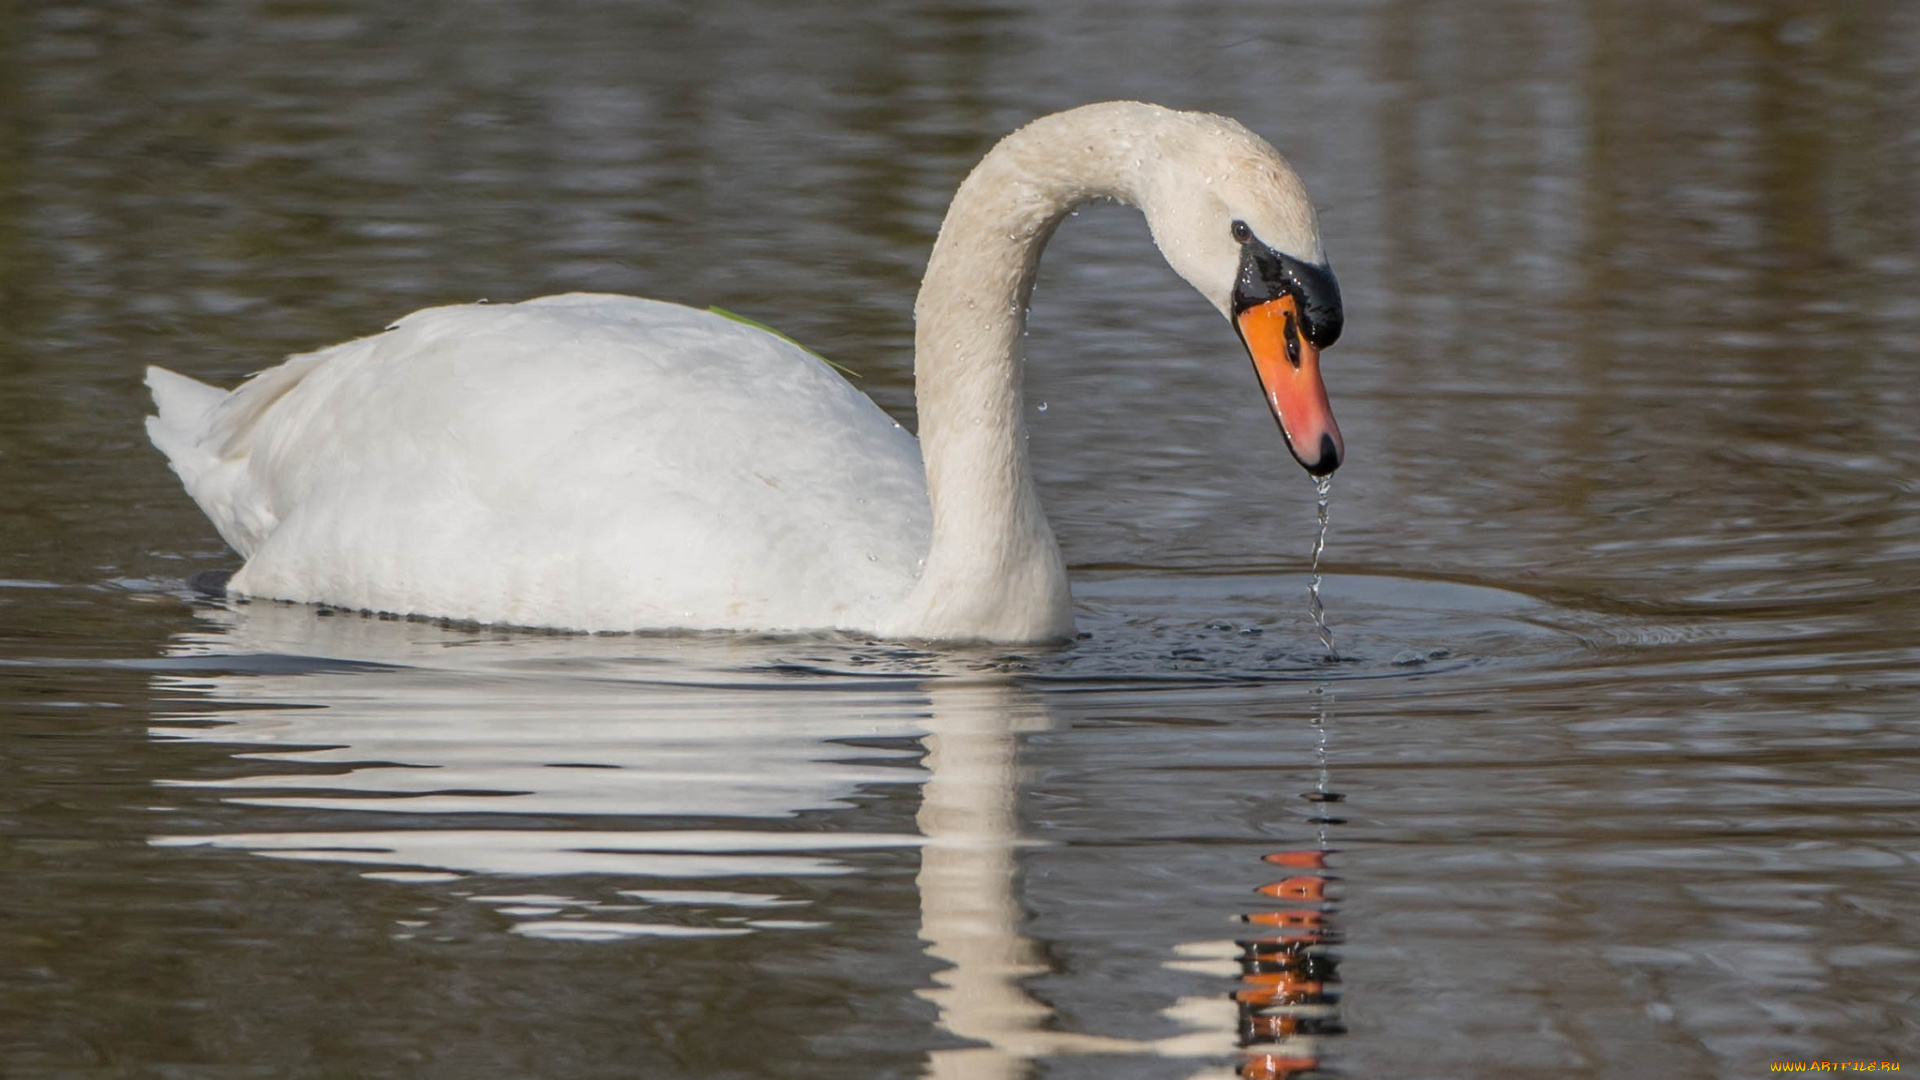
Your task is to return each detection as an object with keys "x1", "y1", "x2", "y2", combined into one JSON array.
[{"x1": 866, "y1": 553, "x2": 878, "y2": 562}]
